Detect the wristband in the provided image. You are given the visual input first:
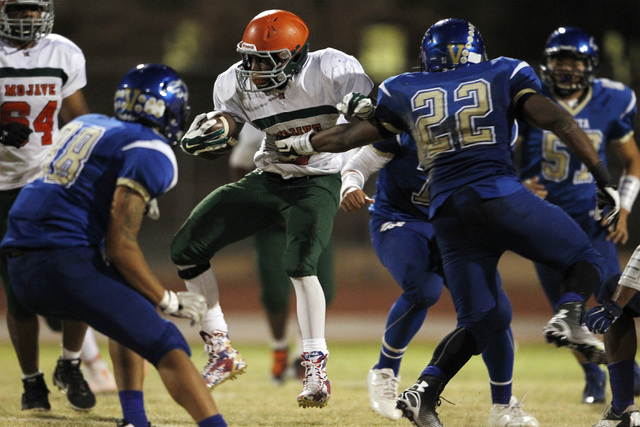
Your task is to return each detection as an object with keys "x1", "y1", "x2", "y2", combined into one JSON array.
[
  {"x1": 619, "y1": 174, "x2": 640, "y2": 212},
  {"x1": 159, "y1": 290, "x2": 179, "y2": 313}
]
